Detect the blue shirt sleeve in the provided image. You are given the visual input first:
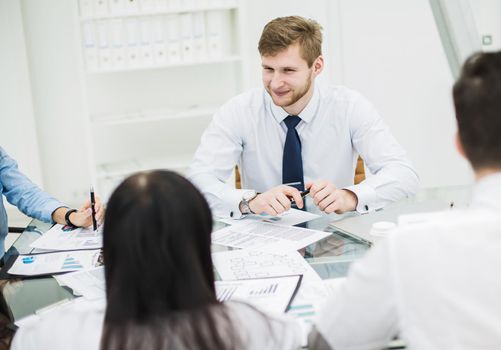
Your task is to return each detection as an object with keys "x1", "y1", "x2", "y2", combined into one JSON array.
[{"x1": 0, "y1": 146, "x2": 66, "y2": 223}]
